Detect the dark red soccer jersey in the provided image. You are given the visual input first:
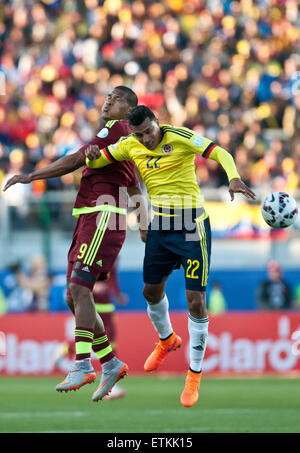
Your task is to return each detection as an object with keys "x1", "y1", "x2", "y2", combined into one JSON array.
[{"x1": 73, "y1": 120, "x2": 138, "y2": 209}]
